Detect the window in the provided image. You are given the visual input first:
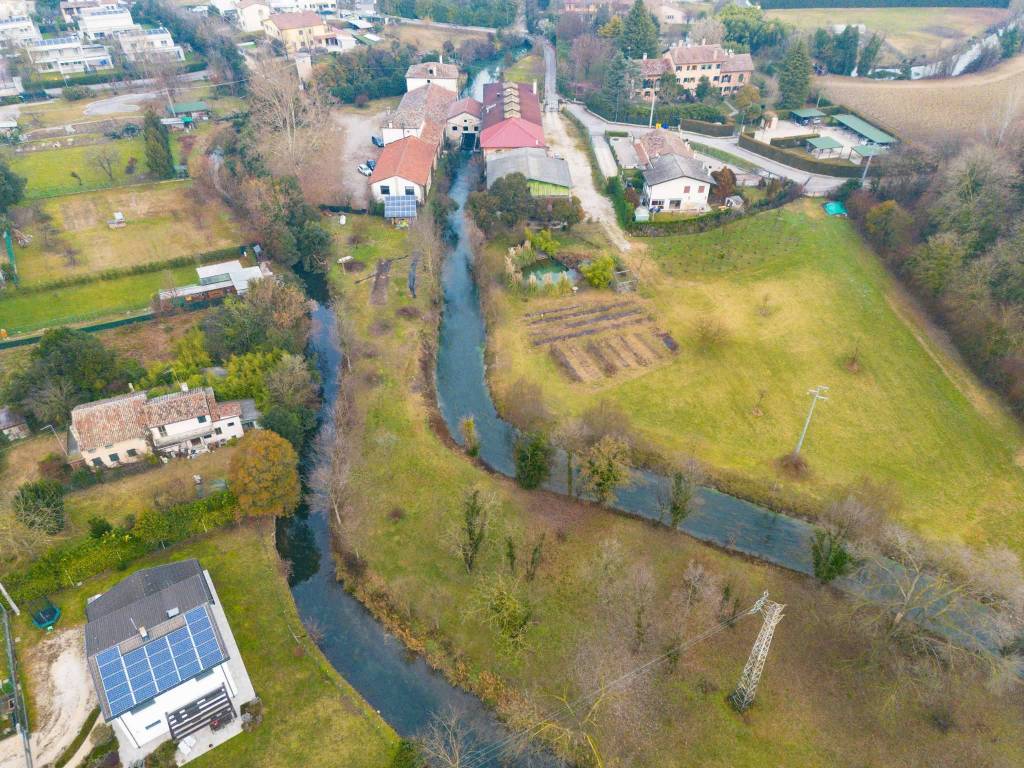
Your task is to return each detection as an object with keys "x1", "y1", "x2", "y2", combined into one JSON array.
[
  {"x1": 92, "y1": 458, "x2": 103, "y2": 467},
  {"x1": 215, "y1": 427, "x2": 223, "y2": 435},
  {"x1": 227, "y1": 422, "x2": 235, "y2": 427},
  {"x1": 451, "y1": 125, "x2": 458, "y2": 131},
  {"x1": 404, "y1": 186, "x2": 415, "y2": 196},
  {"x1": 127, "y1": 448, "x2": 138, "y2": 457},
  {"x1": 698, "y1": 185, "x2": 705, "y2": 193},
  {"x1": 191, "y1": 438, "x2": 201, "y2": 446},
  {"x1": 157, "y1": 425, "x2": 167, "y2": 437},
  {"x1": 198, "y1": 415, "x2": 208, "y2": 424},
  {"x1": 146, "y1": 720, "x2": 162, "y2": 730},
  {"x1": 683, "y1": 186, "x2": 690, "y2": 194},
  {"x1": 669, "y1": 200, "x2": 681, "y2": 209},
  {"x1": 380, "y1": 184, "x2": 390, "y2": 195},
  {"x1": 109, "y1": 453, "x2": 119, "y2": 463},
  {"x1": 651, "y1": 199, "x2": 664, "y2": 207}
]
